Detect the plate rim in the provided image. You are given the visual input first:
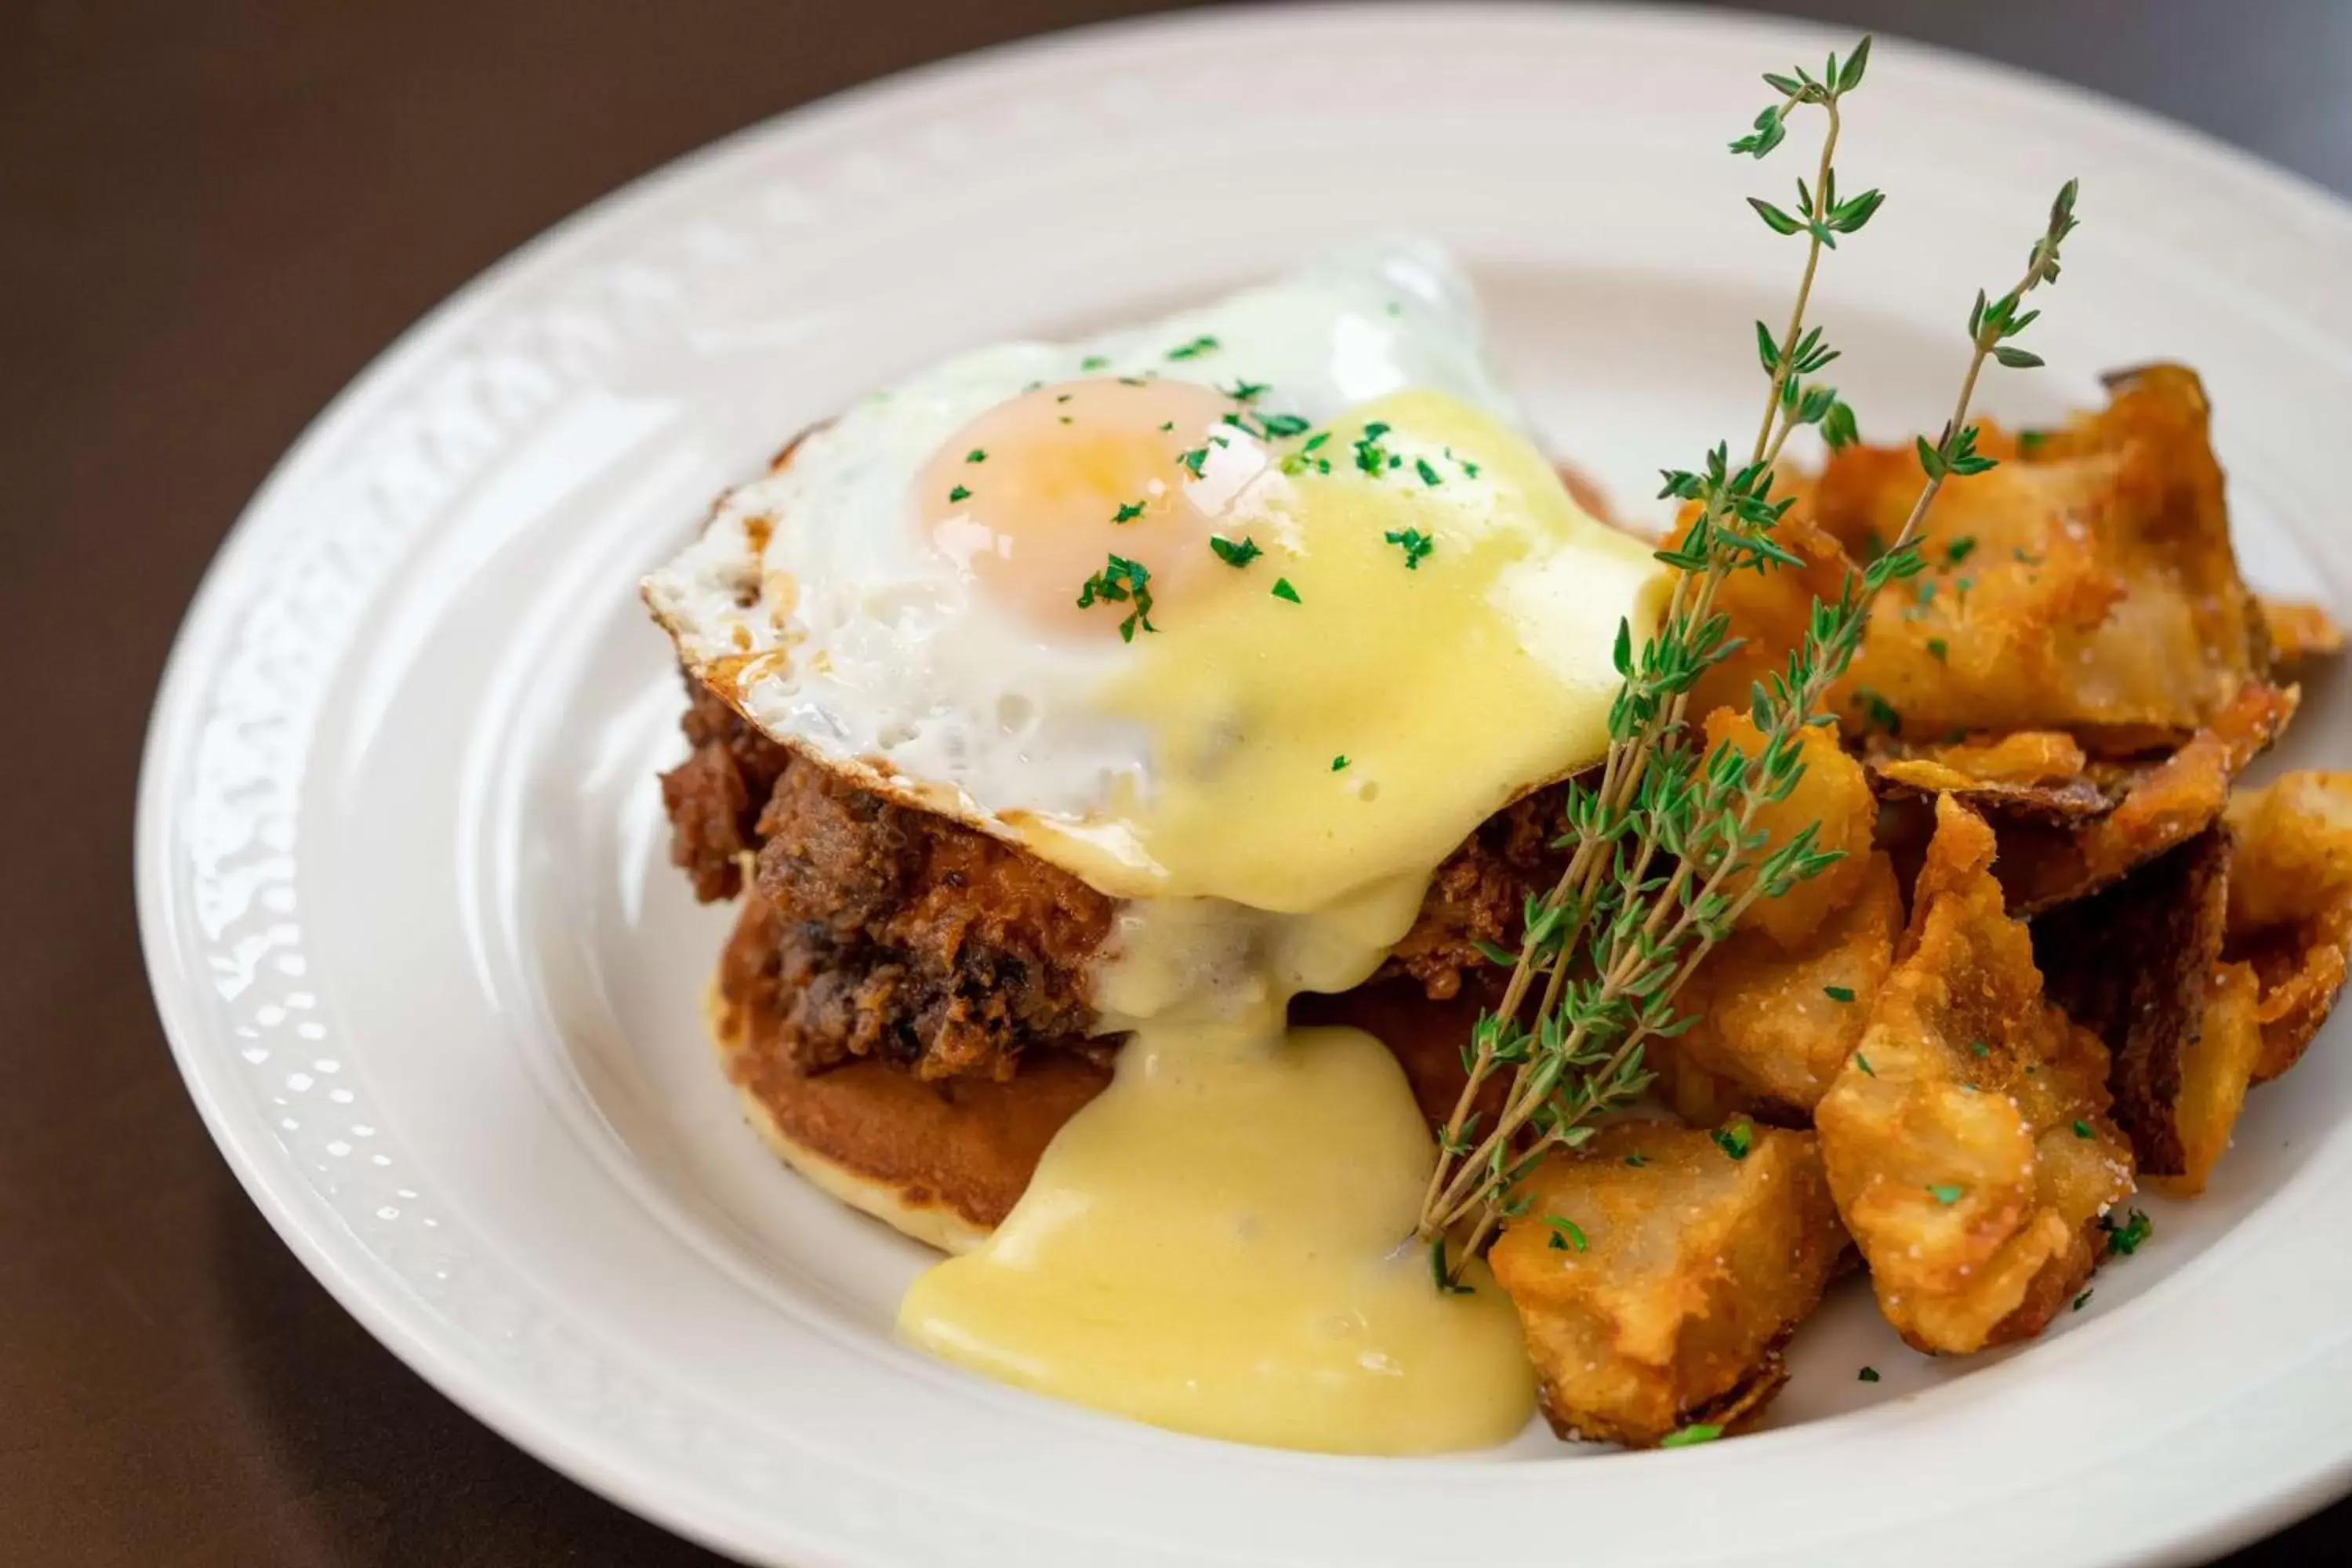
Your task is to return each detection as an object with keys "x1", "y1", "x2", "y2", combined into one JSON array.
[{"x1": 135, "y1": 5, "x2": 2352, "y2": 1565}]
